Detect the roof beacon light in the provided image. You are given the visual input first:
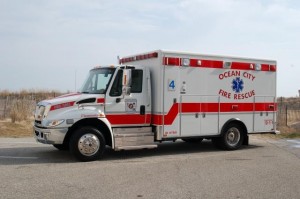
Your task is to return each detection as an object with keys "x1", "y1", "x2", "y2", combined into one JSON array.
[
  {"x1": 223, "y1": 61, "x2": 232, "y2": 69},
  {"x1": 255, "y1": 63, "x2": 261, "y2": 71},
  {"x1": 197, "y1": 60, "x2": 202, "y2": 66},
  {"x1": 182, "y1": 58, "x2": 190, "y2": 66}
]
